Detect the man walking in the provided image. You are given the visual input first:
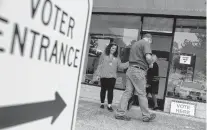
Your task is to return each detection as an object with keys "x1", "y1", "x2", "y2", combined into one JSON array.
[{"x1": 115, "y1": 34, "x2": 157, "y2": 122}]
